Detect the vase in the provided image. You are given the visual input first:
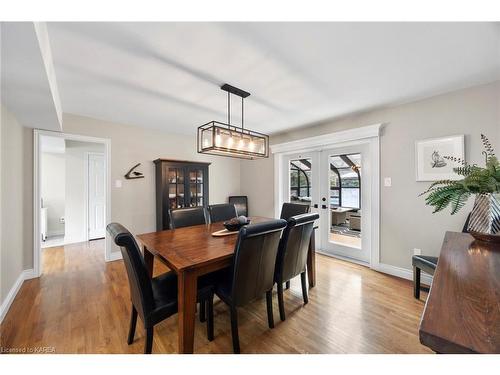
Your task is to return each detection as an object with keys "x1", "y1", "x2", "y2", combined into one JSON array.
[{"x1": 467, "y1": 193, "x2": 500, "y2": 242}]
